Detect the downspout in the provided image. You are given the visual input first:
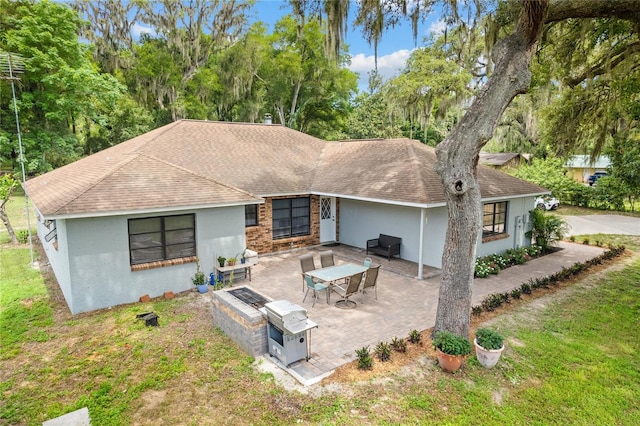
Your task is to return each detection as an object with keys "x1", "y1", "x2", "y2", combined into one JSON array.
[{"x1": 418, "y1": 208, "x2": 426, "y2": 280}]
